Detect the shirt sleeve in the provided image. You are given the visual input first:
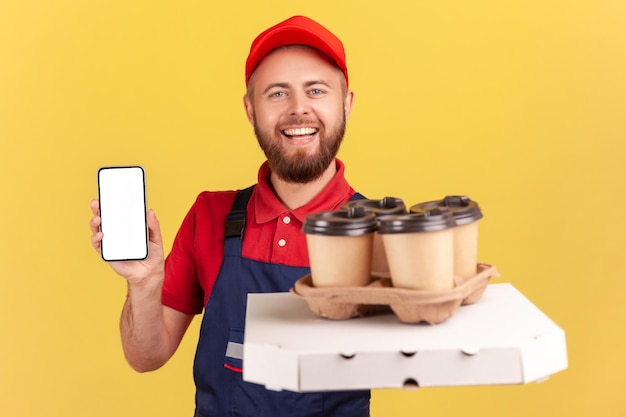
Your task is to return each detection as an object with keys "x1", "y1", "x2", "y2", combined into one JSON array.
[
  {"x1": 162, "y1": 191, "x2": 236, "y2": 315},
  {"x1": 162, "y1": 196, "x2": 205, "y2": 315}
]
